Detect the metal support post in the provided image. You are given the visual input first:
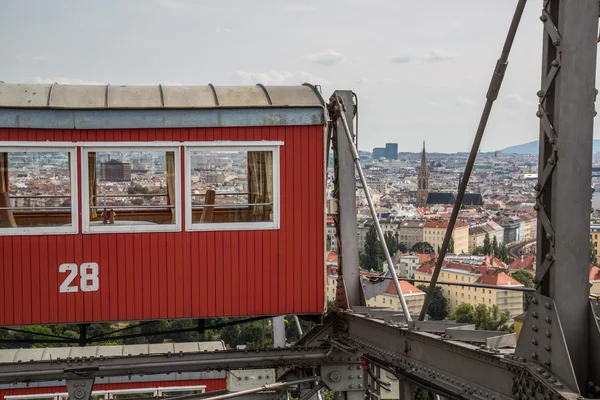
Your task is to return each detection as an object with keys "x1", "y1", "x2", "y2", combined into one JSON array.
[
  {"x1": 515, "y1": 0, "x2": 598, "y2": 395},
  {"x1": 330, "y1": 90, "x2": 362, "y2": 309},
  {"x1": 332, "y1": 94, "x2": 412, "y2": 323},
  {"x1": 273, "y1": 316, "x2": 286, "y2": 348},
  {"x1": 398, "y1": 378, "x2": 414, "y2": 400}
]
